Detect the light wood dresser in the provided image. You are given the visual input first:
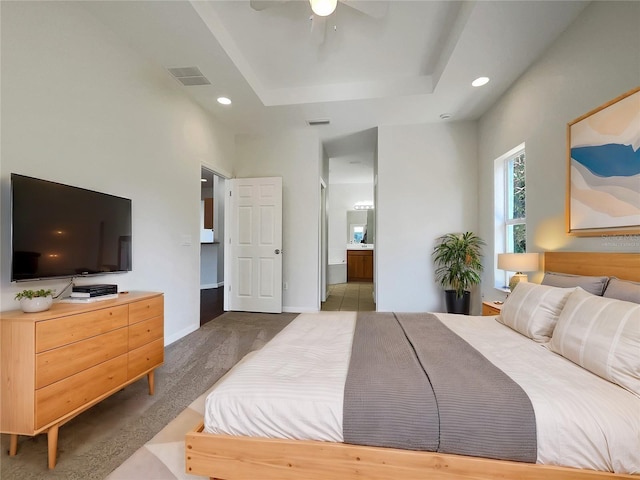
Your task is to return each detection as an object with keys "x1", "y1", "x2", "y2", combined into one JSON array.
[{"x1": 0, "y1": 291, "x2": 164, "y2": 468}]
